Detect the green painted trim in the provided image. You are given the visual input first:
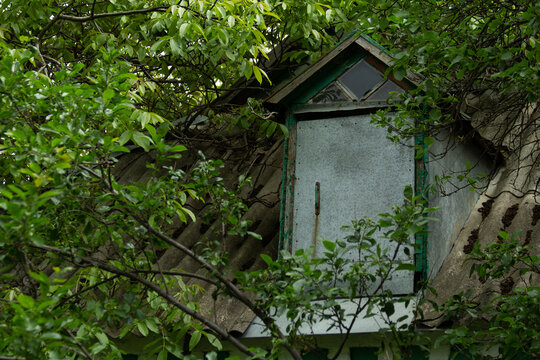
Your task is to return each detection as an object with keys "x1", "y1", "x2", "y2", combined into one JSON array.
[
  {"x1": 350, "y1": 347, "x2": 378, "y2": 360},
  {"x1": 278, "y1": 122, "x2": 288, "y2": 257},
  {"x1": 337, "y1": 30, "x2": 361, "y2": 46},
  {"x1": 414, "y1": 130, "x2": 429, "y2": 280},
  {"x1": 278, "y1": 112, "x2": 297, "y2": 255}
]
